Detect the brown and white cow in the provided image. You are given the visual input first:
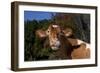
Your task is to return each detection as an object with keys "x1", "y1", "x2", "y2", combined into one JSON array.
[{"x1": 36, "y1": 24, "x2": 90, "y2": 59}]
